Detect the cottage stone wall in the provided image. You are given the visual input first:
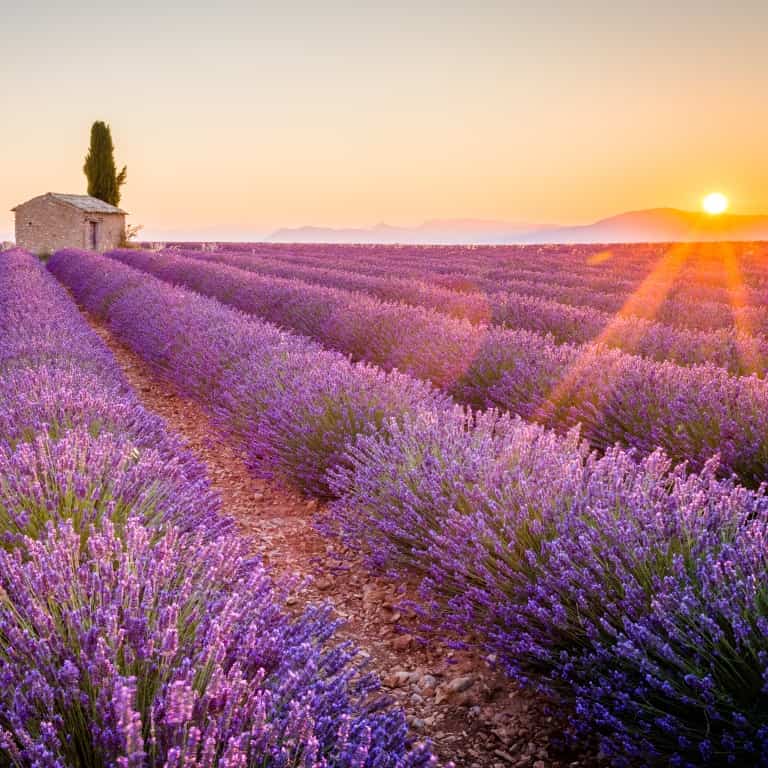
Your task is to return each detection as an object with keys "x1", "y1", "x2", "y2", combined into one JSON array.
[
  {"x1": 14, "y1": 196, "x2": 125, "y2": 254},
  {"x1": 93, "y1": 212, "x2": 126, "y2": 252}
]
